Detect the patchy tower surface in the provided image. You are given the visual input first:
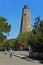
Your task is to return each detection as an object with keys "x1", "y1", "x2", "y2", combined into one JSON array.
[{"x1": 20, "y1": 5, "x2": 32, "y2": 33}]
